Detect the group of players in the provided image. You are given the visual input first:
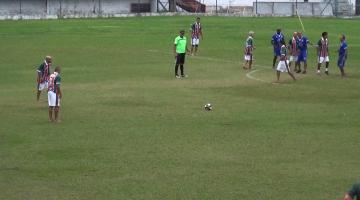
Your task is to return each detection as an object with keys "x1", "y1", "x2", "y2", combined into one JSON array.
[
  {"x1": 36, "y1": 56, "x2": 62, "y2": 123},
  {"x1": 243, "y1": 28, "x2": 348, "y2": 82},
  {"x1": 174, "y1": 18, "x2": 348, "y2": 82}
]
